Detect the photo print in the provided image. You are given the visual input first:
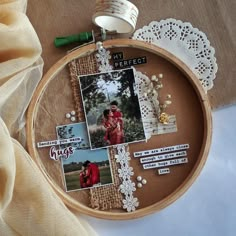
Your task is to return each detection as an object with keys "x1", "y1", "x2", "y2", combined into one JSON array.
[
  {"x1": 78, "y1": 68, "x2": 146, "y2": 149},
  {"x1": 56, "y1": 122, "x2": 113, "y2": 192}
]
